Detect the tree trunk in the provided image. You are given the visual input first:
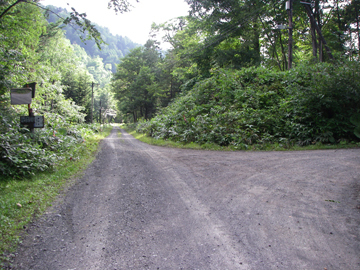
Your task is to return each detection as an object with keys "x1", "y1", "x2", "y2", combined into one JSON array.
[
  {"x1": 311, "y1": 22, "x2": 318, "y2": 59},
  {"x1": 355, "y1": 0, "x2": 360, "y2": 53},
  {"x1": 259, "y1": 16, "x2": 282, "y2": 70},
  {"x1": 253, "y1": 21, "x2": 261, "y2": 65},
  {"x1": 336, "y1": 1, "x2": 343, "y2": 50},
  {"x1": 279, "y1": 33, "x2": 287, "y2": 71},
  {"x1": 303, "y1": 4, "x2": 333, "y2": 60},
  {"x1": 312, "y1": 0, "x2": 321, "y2": 61},
  {"x1": 316, "y1": 2, "x2": 323, "y2": 62},
  {"x1": 273, "y1": 33, "x2": 283, "y2": 71},
  {"x1": 287, "y1": 0, "x2": 293, "y2": 69}
]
